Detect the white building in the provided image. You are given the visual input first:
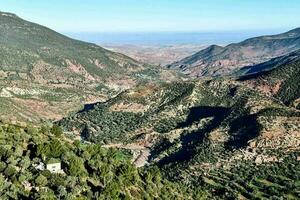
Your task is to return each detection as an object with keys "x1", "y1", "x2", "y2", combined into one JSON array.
[{"x1": 46, "y1": 160, "x2": 63, "y2": 173}]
